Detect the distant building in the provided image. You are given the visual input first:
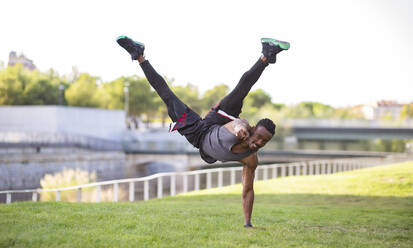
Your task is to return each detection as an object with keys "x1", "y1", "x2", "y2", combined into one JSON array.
[
  {"x1": 375, "y1": 100, "x2": 403, "y2": 120},
  {"x1": 358, "y1": 101, "x2": 403, "y2": 120},
  {"x1": 8, "y1": 51, "x2": 36, "y2": 70}
]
